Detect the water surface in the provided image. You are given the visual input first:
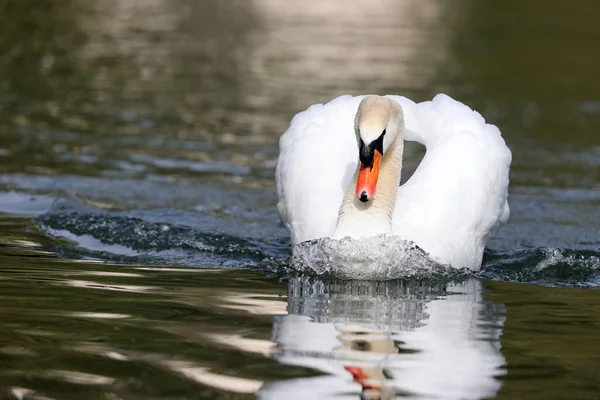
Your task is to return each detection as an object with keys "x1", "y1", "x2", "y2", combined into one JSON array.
[{"x1": 0, "y1": 0, "x2": 599, "y2": 398}]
